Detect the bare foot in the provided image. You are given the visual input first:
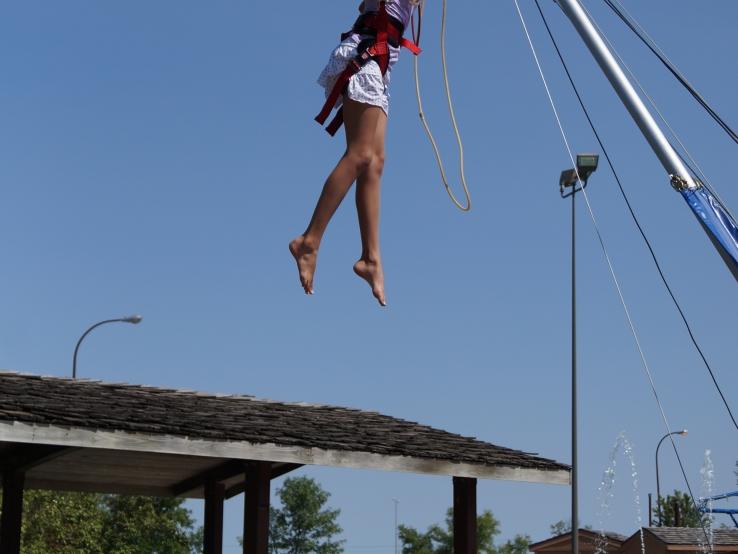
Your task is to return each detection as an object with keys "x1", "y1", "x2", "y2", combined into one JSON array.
[
  {"x1": 289, "y1": 236, "x2": 318, "y2": 295},
  {"x1": 353, "y1": 258, "x2": 387, "y2": 306}
]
